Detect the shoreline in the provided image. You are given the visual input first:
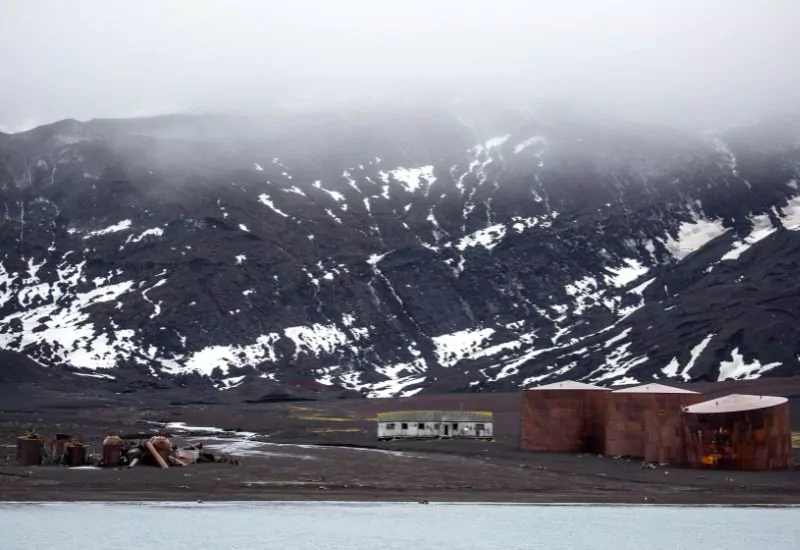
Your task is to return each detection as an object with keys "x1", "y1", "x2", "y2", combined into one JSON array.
[
  {"x1": 2, "y1": 487, "x2": 800, "y2": 506},
  {"x1": 3, "y1": 499, "x2": 800, "y2": 508}
]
